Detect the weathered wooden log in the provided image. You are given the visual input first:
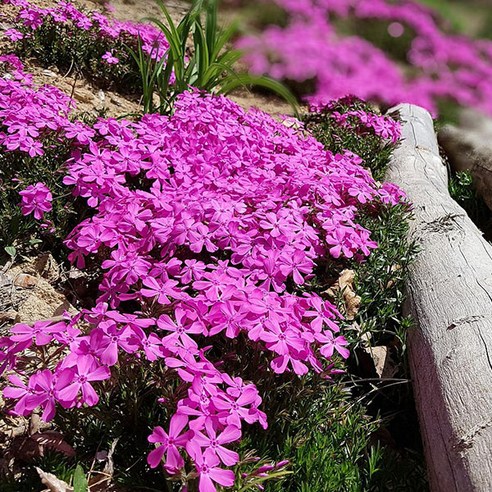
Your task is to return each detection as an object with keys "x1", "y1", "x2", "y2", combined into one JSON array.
[
  {"x1": 385, "y1": 104, "x2": 492, "y2": 491},
  {"x1": 438, "y1": 111, "x2": 492, "y2": 212}
]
